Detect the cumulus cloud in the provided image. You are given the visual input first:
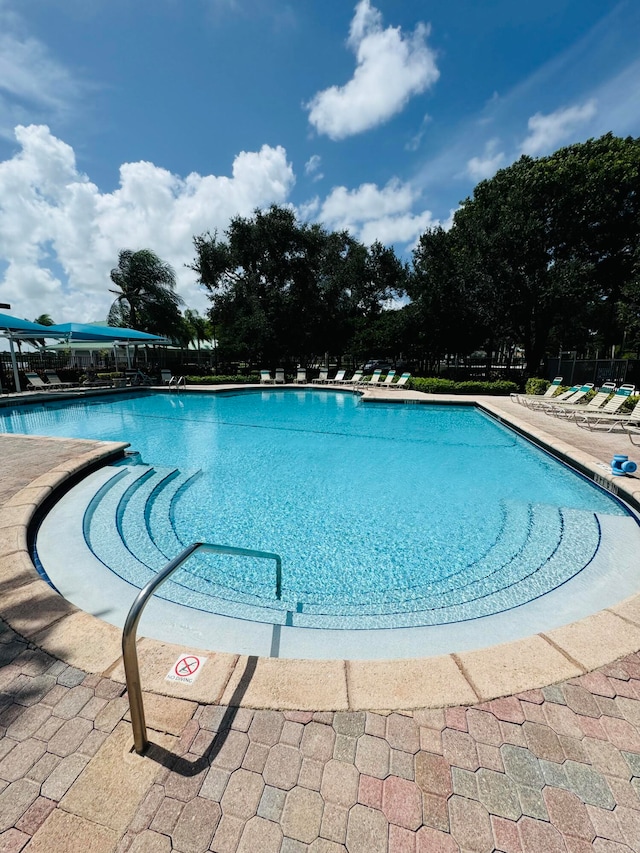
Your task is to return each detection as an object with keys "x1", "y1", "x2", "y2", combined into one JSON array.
[
  {"x1": 306, "y1": 0, "x2": 439, "y2": 140},
  {"x1": 0, "y1": 125, "x2": 295, "y2": 322},
  {"x1": 466, "y1": 139, "x2": 505, "y2": 181},
  {"x1": 520, "y1": 99, "x2": 597, "y2": 156},
  {"x1": 318, "y1": 178, "x2": 437, "y2": 249}
]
